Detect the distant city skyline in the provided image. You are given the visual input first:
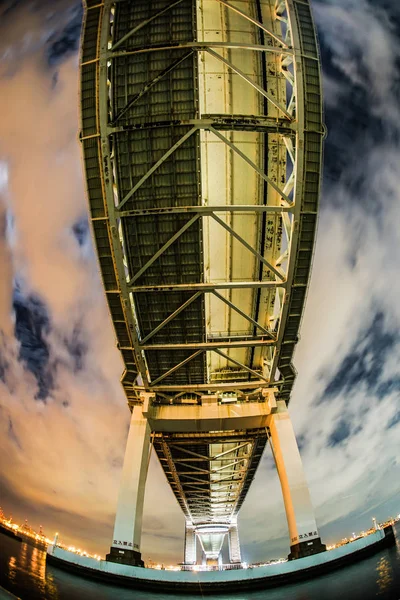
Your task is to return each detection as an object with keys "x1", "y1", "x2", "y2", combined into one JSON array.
[{"x1": 1, "y1": 505, "x2": 398, "y2": 565}]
